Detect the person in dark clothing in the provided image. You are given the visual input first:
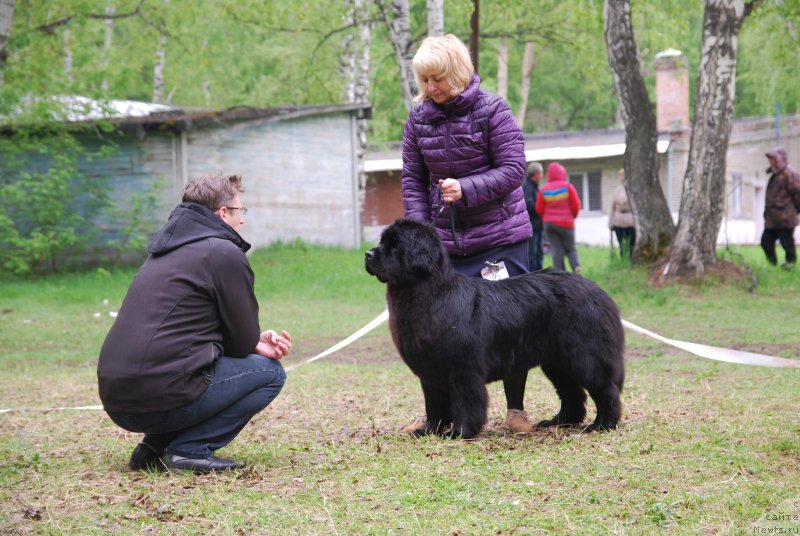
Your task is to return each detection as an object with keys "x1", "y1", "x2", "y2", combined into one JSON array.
[
  {"x1": 522, "y1": 162, "x2": 544, "y2": 271},
  {"x1": 761, "y1": 147, "x2": 800, "y2": 270},
  {"x1": 97, "y1": 173, "x2": 292, "y2": 474},
  {"x1": 400, "y1": 34, "x2": 535, "y2": 435}
]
